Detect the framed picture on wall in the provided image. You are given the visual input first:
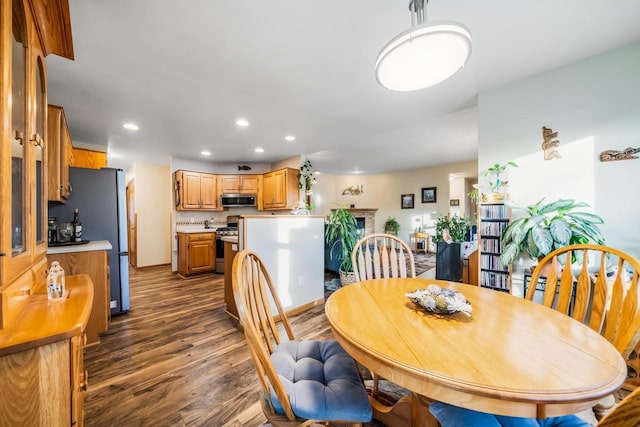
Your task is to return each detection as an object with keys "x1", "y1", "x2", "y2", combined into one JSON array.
[
  {"x1": 450, "y1": 199, "x2": 460, "y2": 206},
  {"x1": 401, "y1": 194, "x2": 415, "y2": 209},
  {"x1": 422, "y1": 187, "x2": 437, "y2": 203}
]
